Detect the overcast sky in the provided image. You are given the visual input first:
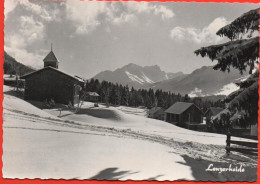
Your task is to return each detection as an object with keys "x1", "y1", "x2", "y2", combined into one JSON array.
[{"x1": 4, "y1": 0, "x2": 259, "y2": 78}]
